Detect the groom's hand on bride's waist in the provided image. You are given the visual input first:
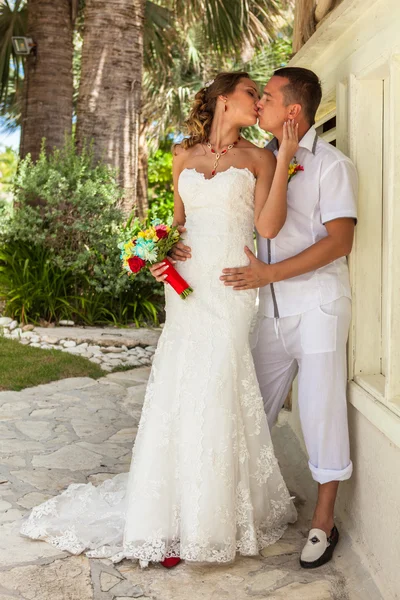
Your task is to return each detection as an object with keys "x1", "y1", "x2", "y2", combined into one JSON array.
[
  {"x1": 169, "y1": 240, "x2": 192, "y2": 262},
  {"x1": 220, "y1": 246, "x2": 272, "y2": 290}
]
